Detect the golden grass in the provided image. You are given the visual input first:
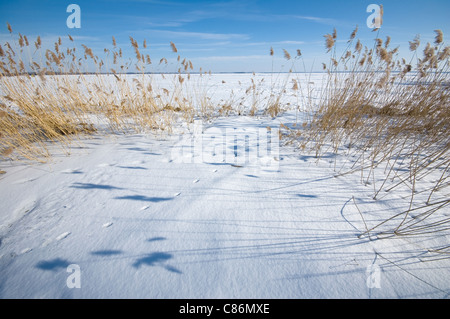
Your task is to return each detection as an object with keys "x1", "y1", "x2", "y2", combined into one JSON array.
[{"x1": 0, "y1": 28, "x2": 215, "y2": 160}]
